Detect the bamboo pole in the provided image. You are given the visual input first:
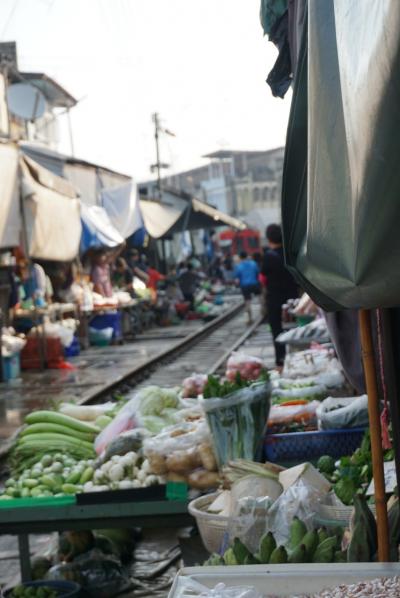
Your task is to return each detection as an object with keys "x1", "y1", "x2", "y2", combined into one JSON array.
[{"x1": 359, "y1": 308, "x2": 389, "y2": 562}]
